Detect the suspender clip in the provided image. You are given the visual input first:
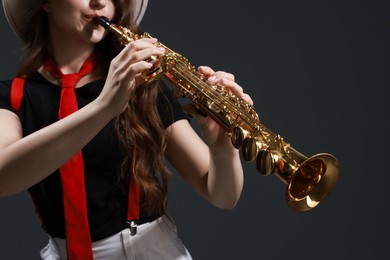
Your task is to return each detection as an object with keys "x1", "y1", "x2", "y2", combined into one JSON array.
[{"x1": 128, "y1": 220, "x2": 138, "y2": 236}]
